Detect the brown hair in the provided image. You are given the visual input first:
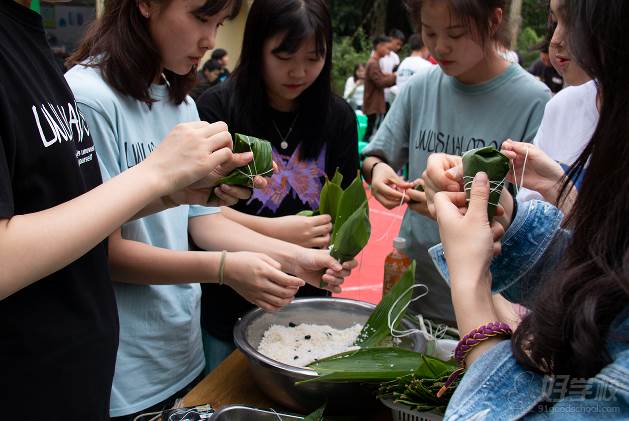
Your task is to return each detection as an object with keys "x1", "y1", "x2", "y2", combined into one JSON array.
[
  {"x1": 68, "y1": 0, "x2": 242, "y2": 106},
  {"x1": 404, "y1": 0, "x2": 512, "y2": 48}
]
